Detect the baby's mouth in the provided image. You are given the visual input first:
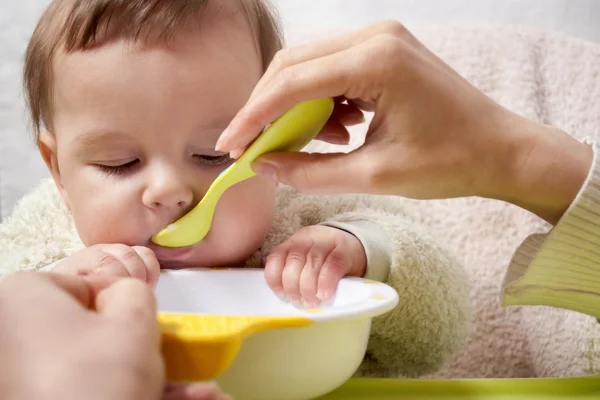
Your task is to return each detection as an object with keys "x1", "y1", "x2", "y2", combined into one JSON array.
[{"x1": 146, "y1": 242, "x2": 198, "y2": 269}]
